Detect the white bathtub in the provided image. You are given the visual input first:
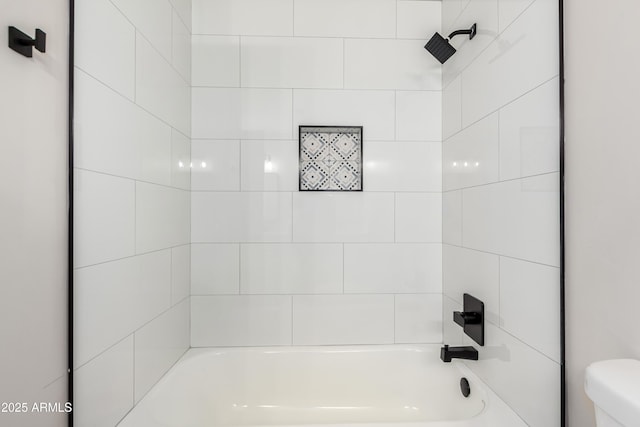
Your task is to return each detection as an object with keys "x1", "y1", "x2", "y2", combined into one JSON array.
[{"x1": 118, "y1": 345, "x2": 526, "y2": 427}]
